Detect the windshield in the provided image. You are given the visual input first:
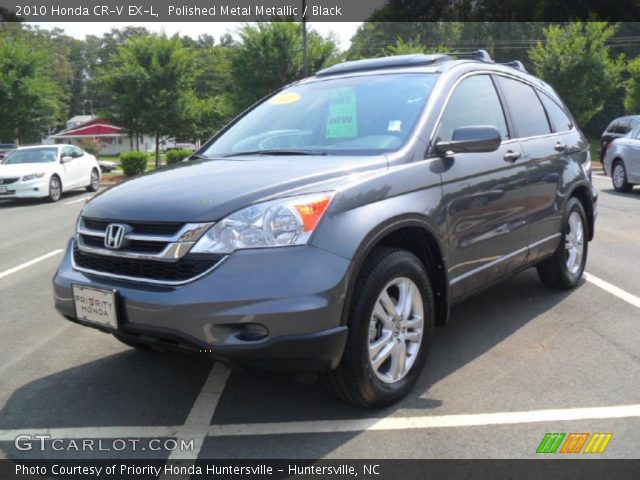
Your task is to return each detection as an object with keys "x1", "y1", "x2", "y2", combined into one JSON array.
[
  {"x1": 4, "y1": 148, "x2": 58, "y2": 164},
  {"x1": 203, "y1": 73, "x2": 439, "y2": 157}
]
